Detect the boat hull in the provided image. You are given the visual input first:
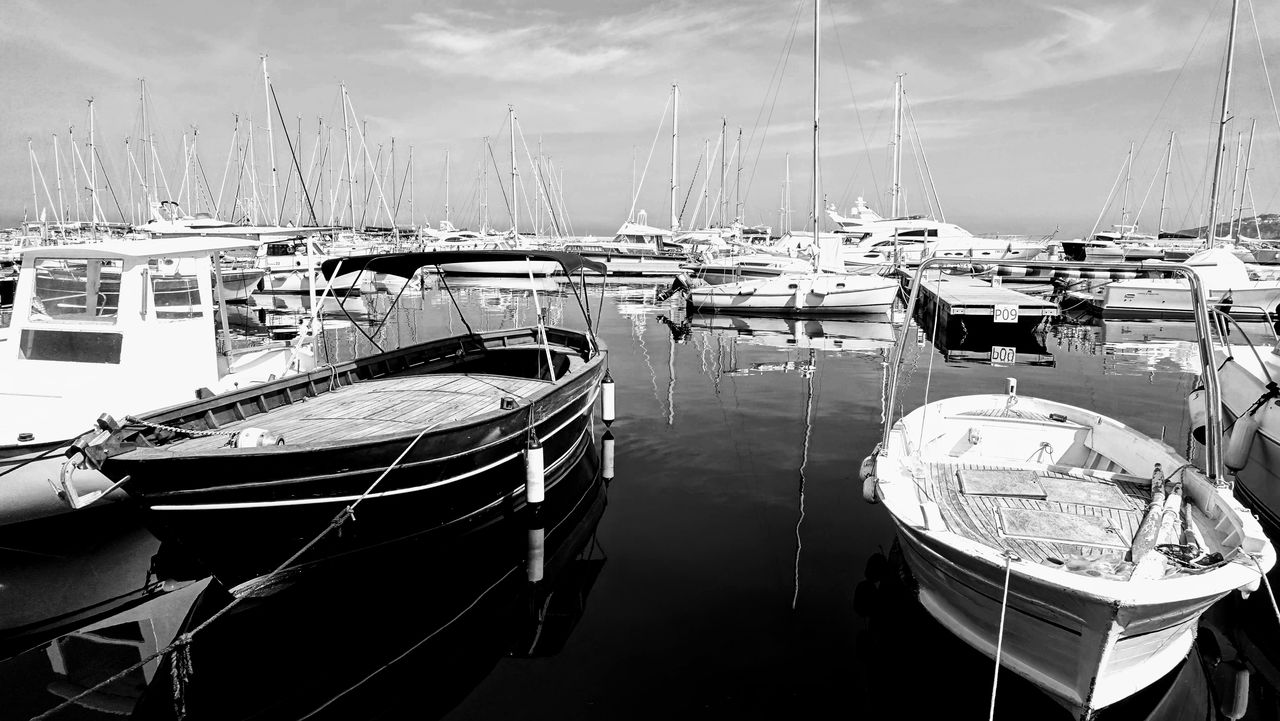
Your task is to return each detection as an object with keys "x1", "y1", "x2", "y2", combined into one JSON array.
[
  {"x1": 572, "y1": 253, "x2": 687, "y2": 276},
  {"x1": 1216, "y1": 355, "x2": 1280, "y2": 530},
  {"x1": 101, "y1": 354, "x2": 604, "y2": 589},
  {"x1": 1078, "y1": 280, "x2": 1280, "y2": 320},
  {"x1": 688, "y1": 274, "x2": 899, "y2": 314},
  {"x1": 0, "y1": 441, "x2": 119, "y2": 526},
  {"x1": 257, "y1": 268, "x2": 364, "y2": 295},
  {"x1": 892, "y1": 520, "x2": 1215, "y2": 716}
]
